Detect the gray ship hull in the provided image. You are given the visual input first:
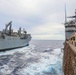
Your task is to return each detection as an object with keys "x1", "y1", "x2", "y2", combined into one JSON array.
[{"x1": 0, "y1": 35, "x2": 31, "y2": 51}]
